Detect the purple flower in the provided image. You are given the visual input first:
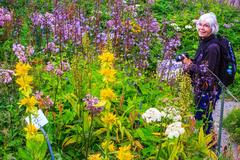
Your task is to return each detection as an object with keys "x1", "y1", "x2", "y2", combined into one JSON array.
[
  {"x1": 30, "y1": 12, "x2": 44, "y2": 28},
  {"x1": 95, "y1": 32, "x2": 107, "y2": 45},
  {"x1": 148, "y1": 0, "x2": 155, "y2": 4},
  {"x1": 26, "y1": 45, "x2": 34, "y2": 56},
  {"x1": 12, "y1": 43, "x2": 27, "y2": 62},
  {"x1": 0, "y1": 69, "x2": 15, "y2": 84},
  {"x1": 34, "y1": 91, "x2": 54, "y2": 109},
  {"x1": 107, "y1": 20, "x2": 115, "y2": 28},
  {"x1": 34, "y1": 91, "x2": 43, "y2": 100},
  {"x1": 44, "y1": 96, "x2": 54, "y2": 108},
  {"x1": 0, "y1": 7, "x2": 12, "y2": 27},
  {"x1": 60, "y1": 61, "x2": 70, "y2": 72},
  {"x1": 44, "y1": 42, "x2": 59, "y2": 53},
  {"x1": 45, "y1": 62, "x2": 55, "y2": 72},
  {"x1": 223, "y1": 23, "x2": 233, "y2": 29},
  {"x1": 55, "y1": 68, "x2": 64, "y2": 76},
  {"x1": 83, "y1": 94, "x2": 104, "y2": 116}
]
